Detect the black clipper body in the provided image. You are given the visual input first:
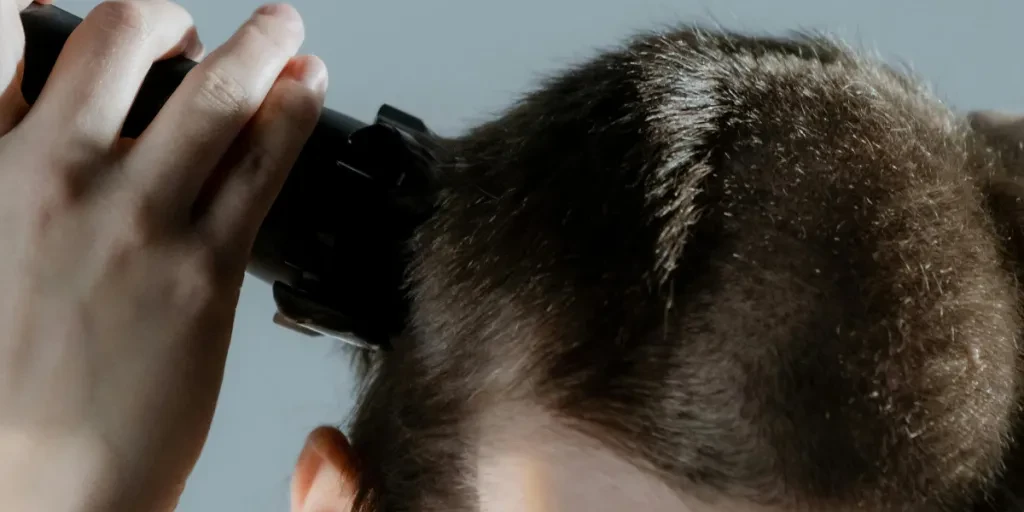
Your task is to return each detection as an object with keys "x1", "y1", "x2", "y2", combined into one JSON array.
[{"x1": 19, "y1": 4, "x2": 442, "y2": 350}]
